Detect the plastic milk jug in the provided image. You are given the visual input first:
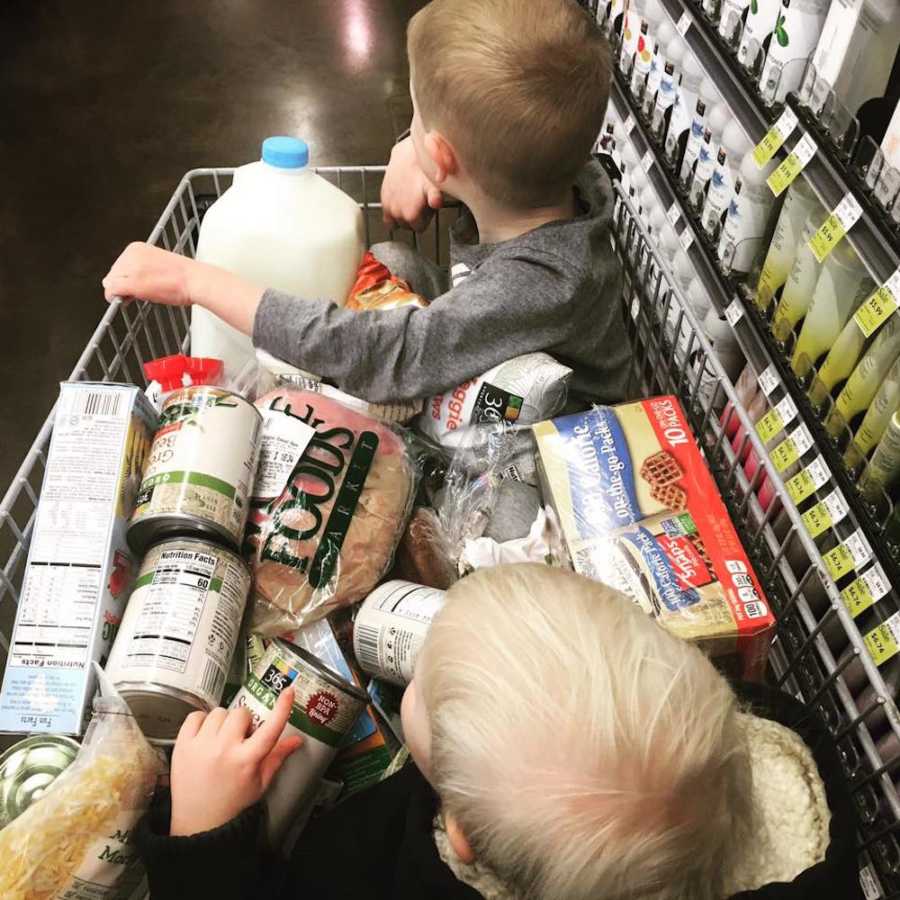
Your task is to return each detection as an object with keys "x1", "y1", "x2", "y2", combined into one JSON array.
[{"x1": 192, "y1": 136, "x2": 365, "y2": 377}]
